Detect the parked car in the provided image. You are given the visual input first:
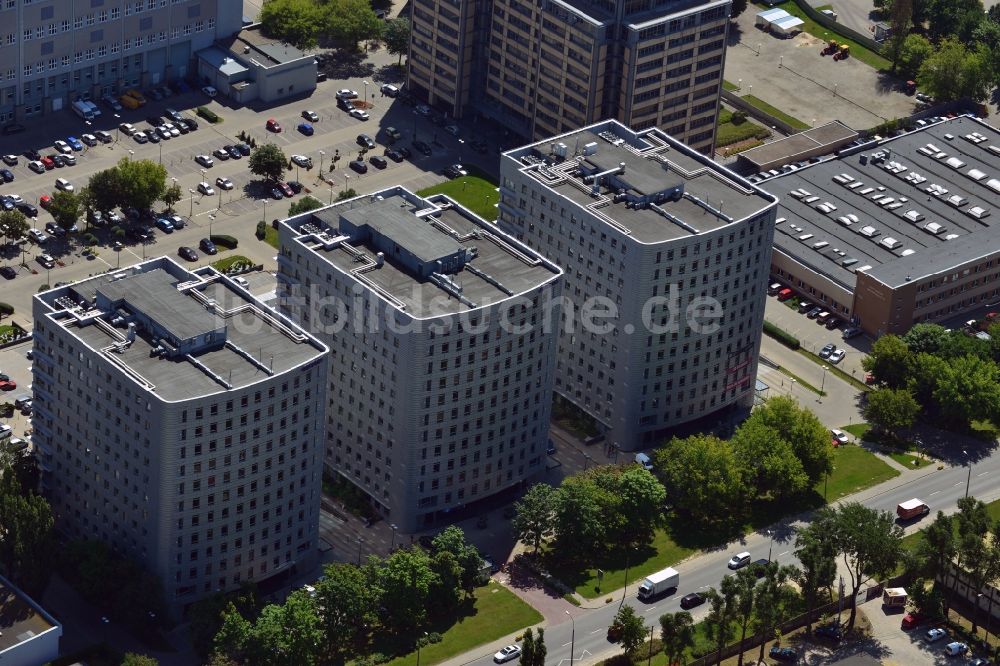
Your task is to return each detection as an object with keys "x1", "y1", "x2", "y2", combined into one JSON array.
[
  {"x1": 291, "y1": 154, "x2": 313, "y2": 168},
  {"x1": 380, "y1": 83, "x2": 399, "y2": 97},
  {"x1": 37, "y1": 253, "x2": 55, "y2": 268},
  {"x1": 0, "y1": 168, "x2": 13, "y2": 182},
  {"x1": 178, "y1": 246, "x2": 198, "y2": 262},
  {"x1": 287, "y1": 181, "x2": 303, "y2": 194},
  {"x1": 797, "y1": 301, "x2": 814, "y2": 313},
  {"x1": 278, "y1": 182, "x2": 294, "y2": 197},
  {"x1": 901, "y1": 613, "x2": 924, "y2": 629},
  {"x1": 806, "y1": 306, "x2": 824, "y2": 319},
  {"x1": 195, "y1": 154, "x2": 214, "y2": 168},
  {"x1": 727, "y1": 552, "x2": 751, "y2": 569},
  {"x1": 336, "y1": 88, "x2": 358, "y2": 99},
  {"x1": 81, "y1": 133, "x2": 98, "y2": 146},
  {"x1": 769, "y1": 646, "x2": 796, "y2": 661},
  {"x1": 776, "y1": 288, "x2": 793, "y2": 301},
  {"x1": 369, "y1": 155, "x2": 387, "y2": 169},
  {"x1": 28, "y1": 160, "x2": 46, "y2": 174},
  {"x1": 226, "y1": 145, "x2": 241, "y2": 159},
  {"x1": 842, "y1": 326, "x2": 862, "y2": 339},
  {"x1": 2, "y1": 154, "x2": 17, "y2": 166},
  {"x1": 385, "y1": 148, "x2": 404, "y2": 162},
  {"x1": 357, "y1": 134, "x2": 376, "y2": 150},
  {"x1": 201, "y1": 85, "x2": 217, "y2": 97},
  {"x1": 444, "y1": 163, "x2": 468, "y2": 178},
  {"x1": 236, "y1": 143, "x2": 250, "y2": 156},
  {"x1": 829, "y1": 349, "x2": 846, "y2": 364},
  {"x1": 199, "y1": 238, "x2": 218, "y2": 254},
  {"x1": 302, "y1": 110, "x2": 319, "y2": 122},
  {"x1": 349, "y1": 108, "x2": 370, "y2": 121},
  {"x1": 270, "y1": 187, "x2": 285, "y2": 200},
  {"x1": 349, "y1": 159, "x2": 368, "y2": 174},
  {"x1": 215, "y1": 177, "x2": 234, "y2": 190},
  {"x1": 412, "y1": 140, "x2": 432, "y2": 156},
  {"x1": 132, "y1": 131, "x2": 149, "y2": 144},
  {"x1": 53, "y1": 140, "x2": 71, "y2": 154},
  {"x1": 945, "y1": 642, "x2": 969, "y2": 656},
  {"x1": 819, "y1": 343, "x2": 836, "y2": 358},
  {"x1": 0, "y1": 266, "x2": 14, "y2": 279},
  {"x1": 15, "y1": 202, "x2": 37, "y2": 217},
  {"x1": 265, "y1": 118, "x2": 282, "y2": 132},
  {"x1": 814, "y1": 624, "x2": 842, "y2": 641},
  {"x1": 55, "y1": 177, "x2": 74, "y2": 192},
  {"x1": 768, "y1": 282, "x2": 784, "y2": 295},
  {"x1": 213, "y1": 147, "x2": 231, "y2": 160},
  {"x1": 297, "y1": 122, "x2": 314, "y2": 136},
  {"x1": 155, "y1": 217, "x2": 174, "y2": 233},
  {"x1": 197, "y1": 181, "x2": 215, "y2": 196},
  {"x1": 925, "y1": 628, "x2": 948, "y2": 642}
]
